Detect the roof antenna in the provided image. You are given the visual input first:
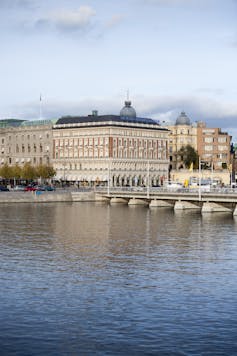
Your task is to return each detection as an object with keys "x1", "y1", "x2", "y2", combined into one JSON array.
[{"x1": 127, "y1": 89, "x2": 130, "y2": 101}]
